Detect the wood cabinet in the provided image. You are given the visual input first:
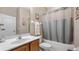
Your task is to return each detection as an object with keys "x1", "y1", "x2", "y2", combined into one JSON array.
[
  {"x1": 30, "y1": 39, "x2": 39, "y2": 51},
  {"x1": 10, "y1": 43, "x2": 29, "y2": 51},
  {"x1": 10, "y1": 39, "x2": 39, "y2": 51}
]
